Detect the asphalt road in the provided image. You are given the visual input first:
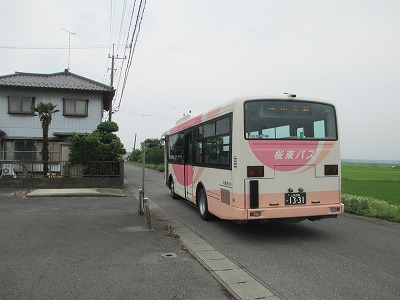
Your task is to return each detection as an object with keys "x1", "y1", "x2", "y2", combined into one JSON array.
[
  {"x1": 125, "y1": 164, "x2": 400, "y2": 300},
  {"x1": 0, "y1": 188, "x2": 233, "y2": 300}
]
